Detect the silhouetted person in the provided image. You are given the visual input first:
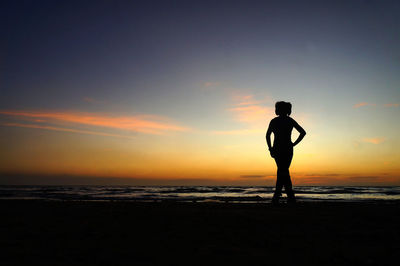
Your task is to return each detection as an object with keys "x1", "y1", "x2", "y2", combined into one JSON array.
[{"x1": 266, "y1": 101, "x2": 306, "y2": 204}]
